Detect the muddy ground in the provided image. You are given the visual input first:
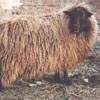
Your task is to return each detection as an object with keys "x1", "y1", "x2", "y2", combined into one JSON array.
[{"x1": 0, "y1": 0, "x2": 100, "y2": 100}]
